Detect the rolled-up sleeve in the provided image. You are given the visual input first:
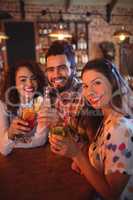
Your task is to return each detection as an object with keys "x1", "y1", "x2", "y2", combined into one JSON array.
[{"x1": 0, "y1": 101, "x2": 14, "y2": 156}]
